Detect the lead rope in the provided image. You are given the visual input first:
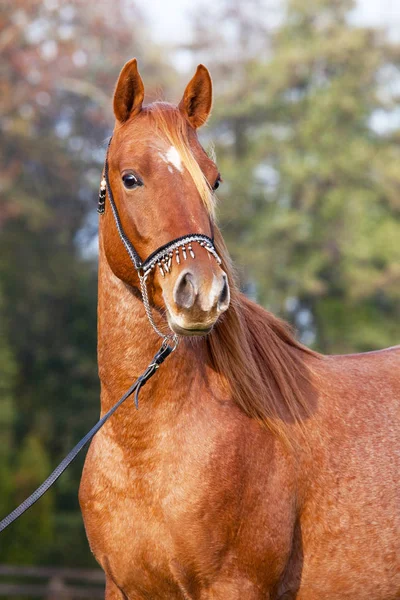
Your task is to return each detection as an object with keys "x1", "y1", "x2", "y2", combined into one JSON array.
[{"x1": 0, "y1": 340, "x2": 175, "y2": 533}]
